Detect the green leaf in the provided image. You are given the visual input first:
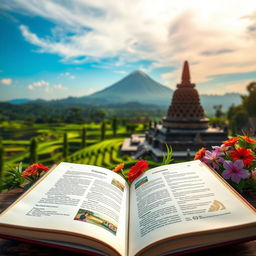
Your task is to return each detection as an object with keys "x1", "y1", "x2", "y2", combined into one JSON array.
[{"x1": 162, "y1": 144, "x2": 174, "y2": 165}]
